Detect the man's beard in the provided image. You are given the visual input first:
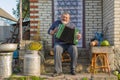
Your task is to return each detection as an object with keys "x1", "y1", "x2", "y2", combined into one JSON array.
[{"x1": 61, "y1": 20, "x2": 68, "y2": 25}]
